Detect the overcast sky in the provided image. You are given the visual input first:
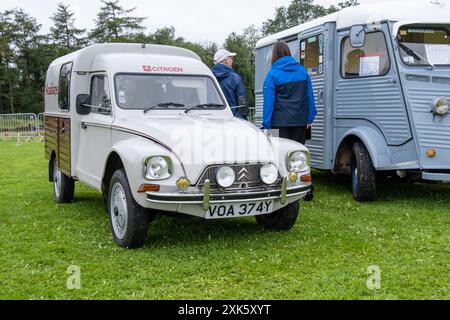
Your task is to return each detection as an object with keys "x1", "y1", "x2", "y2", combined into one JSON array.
[{"x1": 0, "y1": 0, "x2": 431, "y2": 44}]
